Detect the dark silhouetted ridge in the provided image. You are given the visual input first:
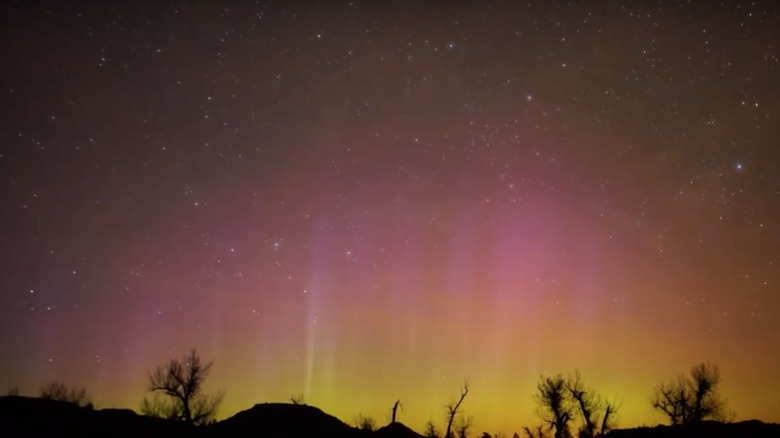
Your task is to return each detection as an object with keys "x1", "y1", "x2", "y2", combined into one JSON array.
[
  {"x1": 0, "y1": 396, "x2": 190, "y2": 437},
  {"x1": 206, "y1": 402, "x2": 360, "y2": 437},
  {"x1": 603, "y1": 420, "x2": 780, "y2": 438},
  {"x1": 375, "y1": 422, "x2": 426, "y2": 438},
  {"x1": 2, "y1": 395, "x2": 777, "y2": 438}
]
